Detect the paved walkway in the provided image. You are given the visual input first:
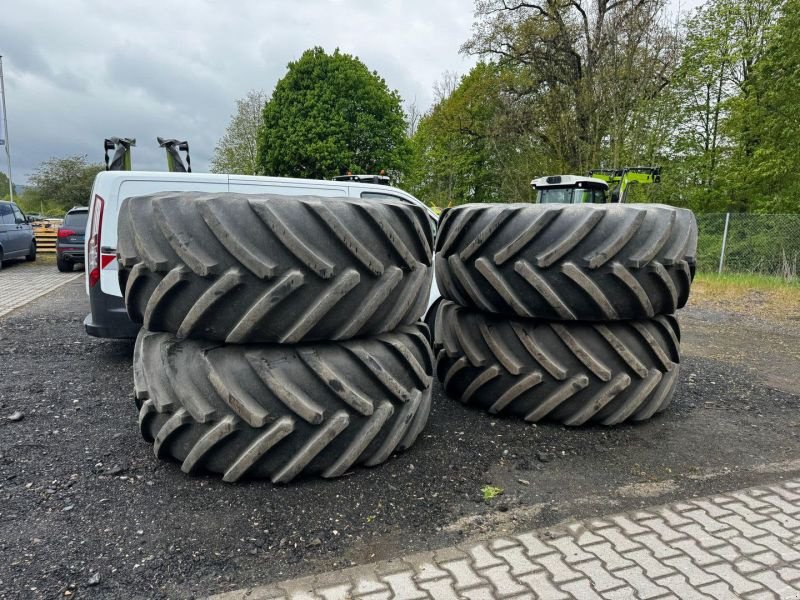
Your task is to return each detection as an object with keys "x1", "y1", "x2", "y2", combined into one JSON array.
[
  {"x1": 0, "y1": 262, "x2": 82, "y2": 318},
  {"x1": 214, "y1": 479, "x2": 800, "y2": 600}
]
